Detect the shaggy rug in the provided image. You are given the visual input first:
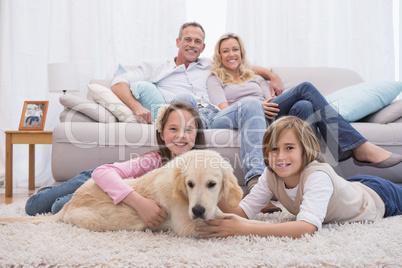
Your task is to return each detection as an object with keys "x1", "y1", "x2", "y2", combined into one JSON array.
[{"x1": 1, "y1": 200, "x2": 402, "y2": 268}]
